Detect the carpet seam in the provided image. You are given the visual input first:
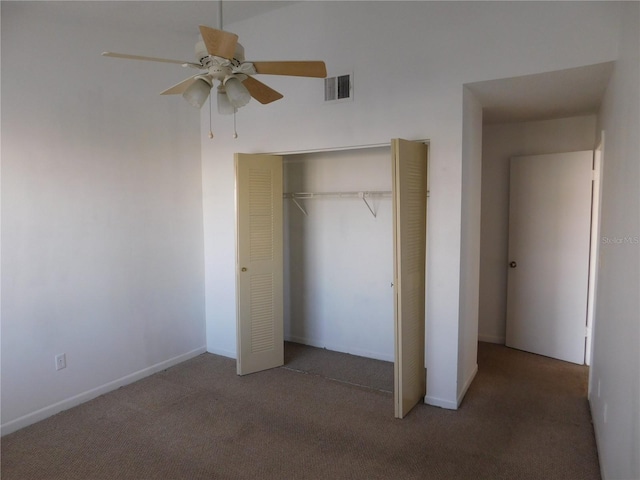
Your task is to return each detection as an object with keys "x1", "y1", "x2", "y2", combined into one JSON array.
[{"x1": 281, "y1": 365, "x2": 393, "y2": 394}]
